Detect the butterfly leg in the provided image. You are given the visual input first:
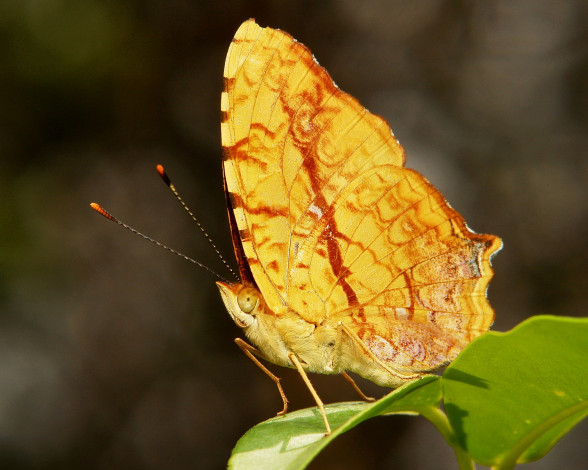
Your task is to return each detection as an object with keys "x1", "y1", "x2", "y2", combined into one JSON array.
[
  {"x1": 287, "y1": 352, "x2": 331, "y2": 435},
  {"x1": 333, "y1": 323, "x2": 375, "y2": 402},
  {"x1": 234, "y1": 338, "x2": 289, "y2": 415},
  {"x1": 340, "y1": 371, "x2": 375, "y2": 402}
]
